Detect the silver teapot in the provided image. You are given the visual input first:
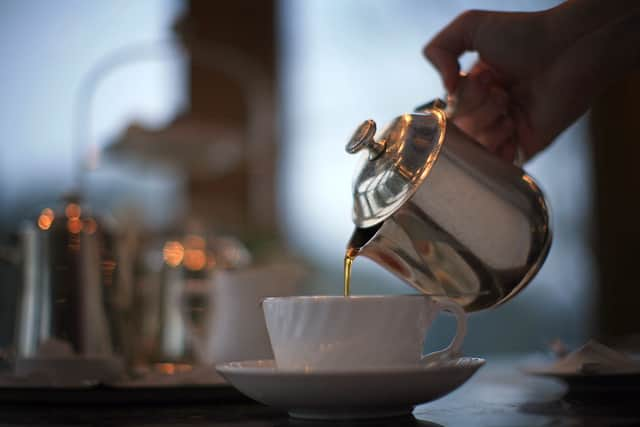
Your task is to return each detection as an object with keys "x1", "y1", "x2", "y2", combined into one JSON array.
[{"x1": 346, "y1": 99, "x2": 551, "y2": 311}]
